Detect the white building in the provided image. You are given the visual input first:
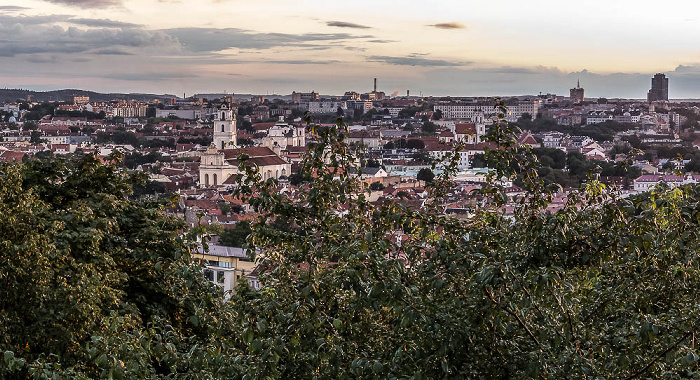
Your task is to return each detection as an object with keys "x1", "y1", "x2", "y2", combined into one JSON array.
[
  {"x1": 212, "y1": 105, "x2": 237, "y2": 150},
  {"x1": 200, "y1": 146, "x2": 291, "y2": 187},
  {"x1": 633, "y1": 174, "x2": 700, "y2": 192},
  {"x1": 261, "y1": 117, "x2": 306, "y2": 151},
  {"x1": 308, "y1": 101, "x2": 347, "y2": 114}
]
